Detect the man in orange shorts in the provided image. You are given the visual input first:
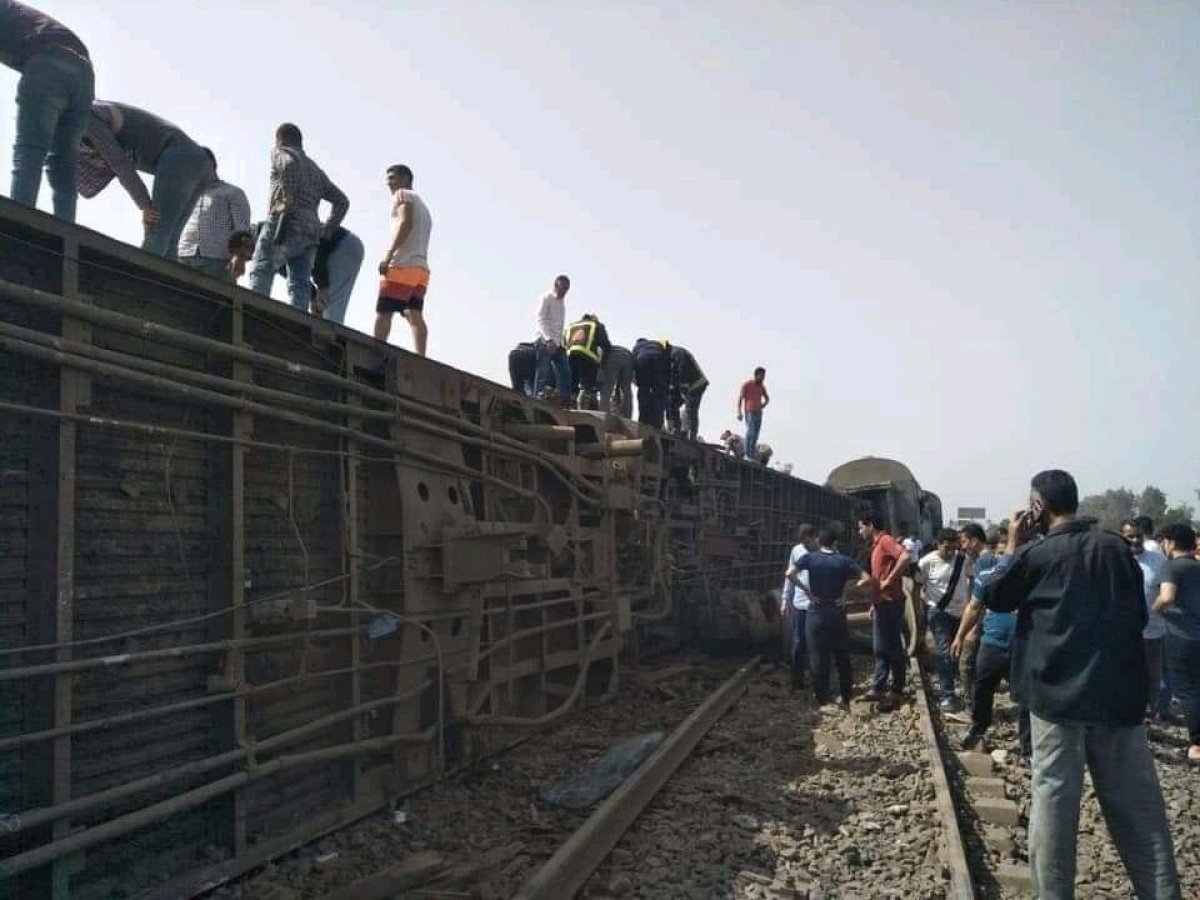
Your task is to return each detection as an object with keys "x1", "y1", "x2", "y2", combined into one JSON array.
[{"x1": 376, "y1": 164, "x2": 432, "y2": 356}]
